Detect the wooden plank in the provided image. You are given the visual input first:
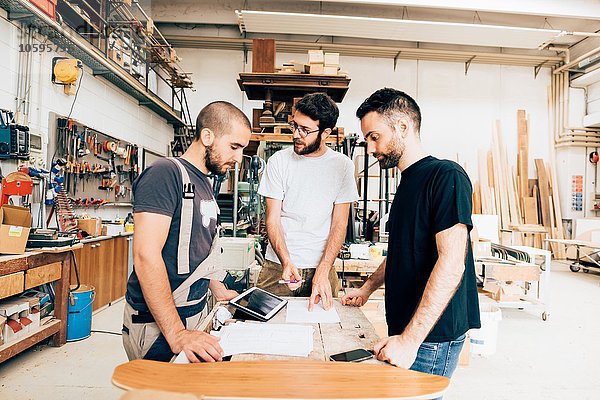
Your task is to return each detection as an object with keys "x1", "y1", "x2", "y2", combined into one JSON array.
[
  {"x1": 547, "y1": 163, "x2": 566, "y2": 259},
  {"x1": 473, "y1": 182, "x2": 482, "y2": 214},
  {"x1": 523, "y1": 197, "x2": 539, "y2": 224},
  {"x1": 491, "y1": 128, "x2": 509, "y2": 230},
  {"x1": 0, "y1": 272, "x2": 25, "y2": 300},
  {"x1": 251, "y1": 39, "x2": 276, "y2": 73},
  {"x1": 53, "y1": 256, "x2": 70, "y2": 346},
  {"x1": 535, "y1": 159, "x2": 555, "y2": 254},
  {"x1": 113, "y1": 359, "x2": 450, "y2": 399},
  {"x1": 24, "y1": 262, "x2": 62, "y2": 290},
  {"x1": 511, "y1": 166, "x2": 523, "y2": 228},
  {"x1": 517, "y1": 110, "x2": 529, "y2": 199},
  {"x1": 535, "y1": 159, "x2": 552, "y2": 229},
  {"x1": 0, "y1": 320, "x2": 60, "y2": 363},
  {"x1": 0, "y1": 255, "x2": 28, "y2": 276},
  {"x1": 478, "y1": 150, "x2": 493, "y2": 214}
]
